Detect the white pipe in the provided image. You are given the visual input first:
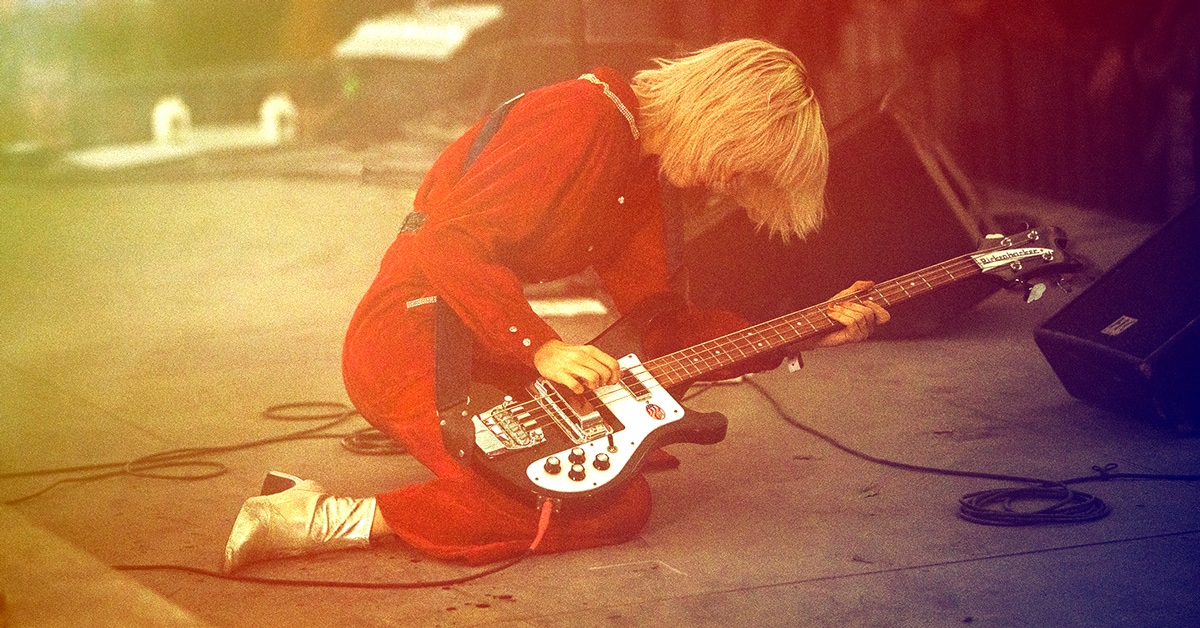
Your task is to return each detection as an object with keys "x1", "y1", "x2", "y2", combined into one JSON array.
[
  {"x1": 259, "y1": 93, "x2": 298, "y2": 144},
  {"x1": 152, "y1": 96, "x2": 191, "y2": 145}
]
